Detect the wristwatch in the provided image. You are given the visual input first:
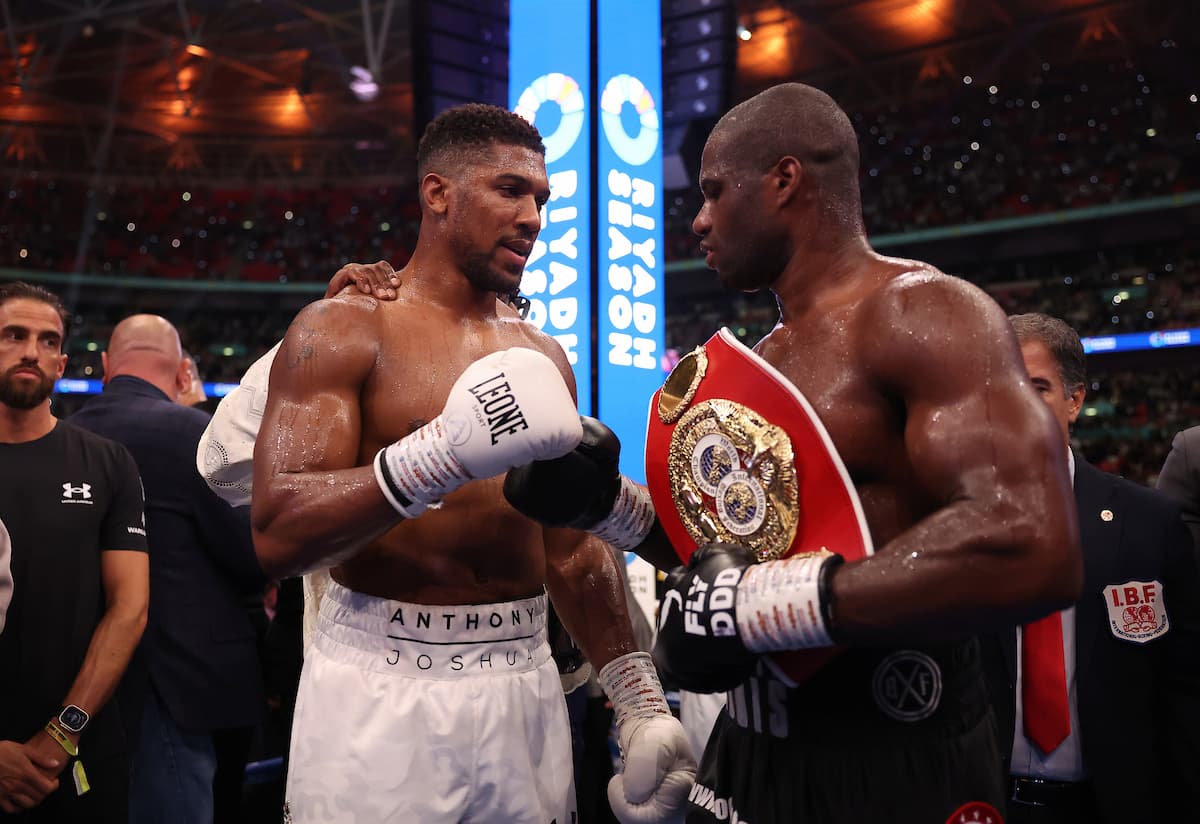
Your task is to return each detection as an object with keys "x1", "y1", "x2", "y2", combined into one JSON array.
[{"x1": 57, "y1": 704, "x2": 90, "y2": 735}]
